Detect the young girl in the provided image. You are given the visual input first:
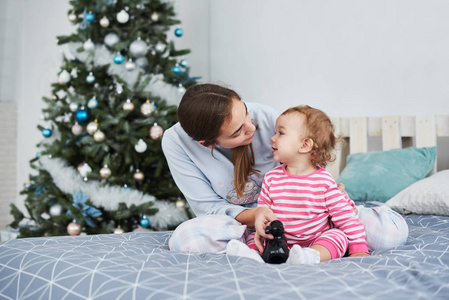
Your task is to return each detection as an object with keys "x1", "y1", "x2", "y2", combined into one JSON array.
[
  {"x1": 227, "y1": 105, "x2": 369, "y2": 264},
  {"x1": 163, "y1": 84, "x2": 407, "y2": 255}
]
